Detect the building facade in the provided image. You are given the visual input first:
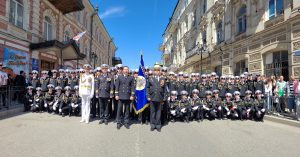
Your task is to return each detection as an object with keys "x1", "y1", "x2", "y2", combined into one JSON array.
[
  {"x1": 161, "y1": 0, "x2": 300, "y2": 79},
  {"x1": 0, "y1": 0, "x2": 116, "y2": 76}
]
